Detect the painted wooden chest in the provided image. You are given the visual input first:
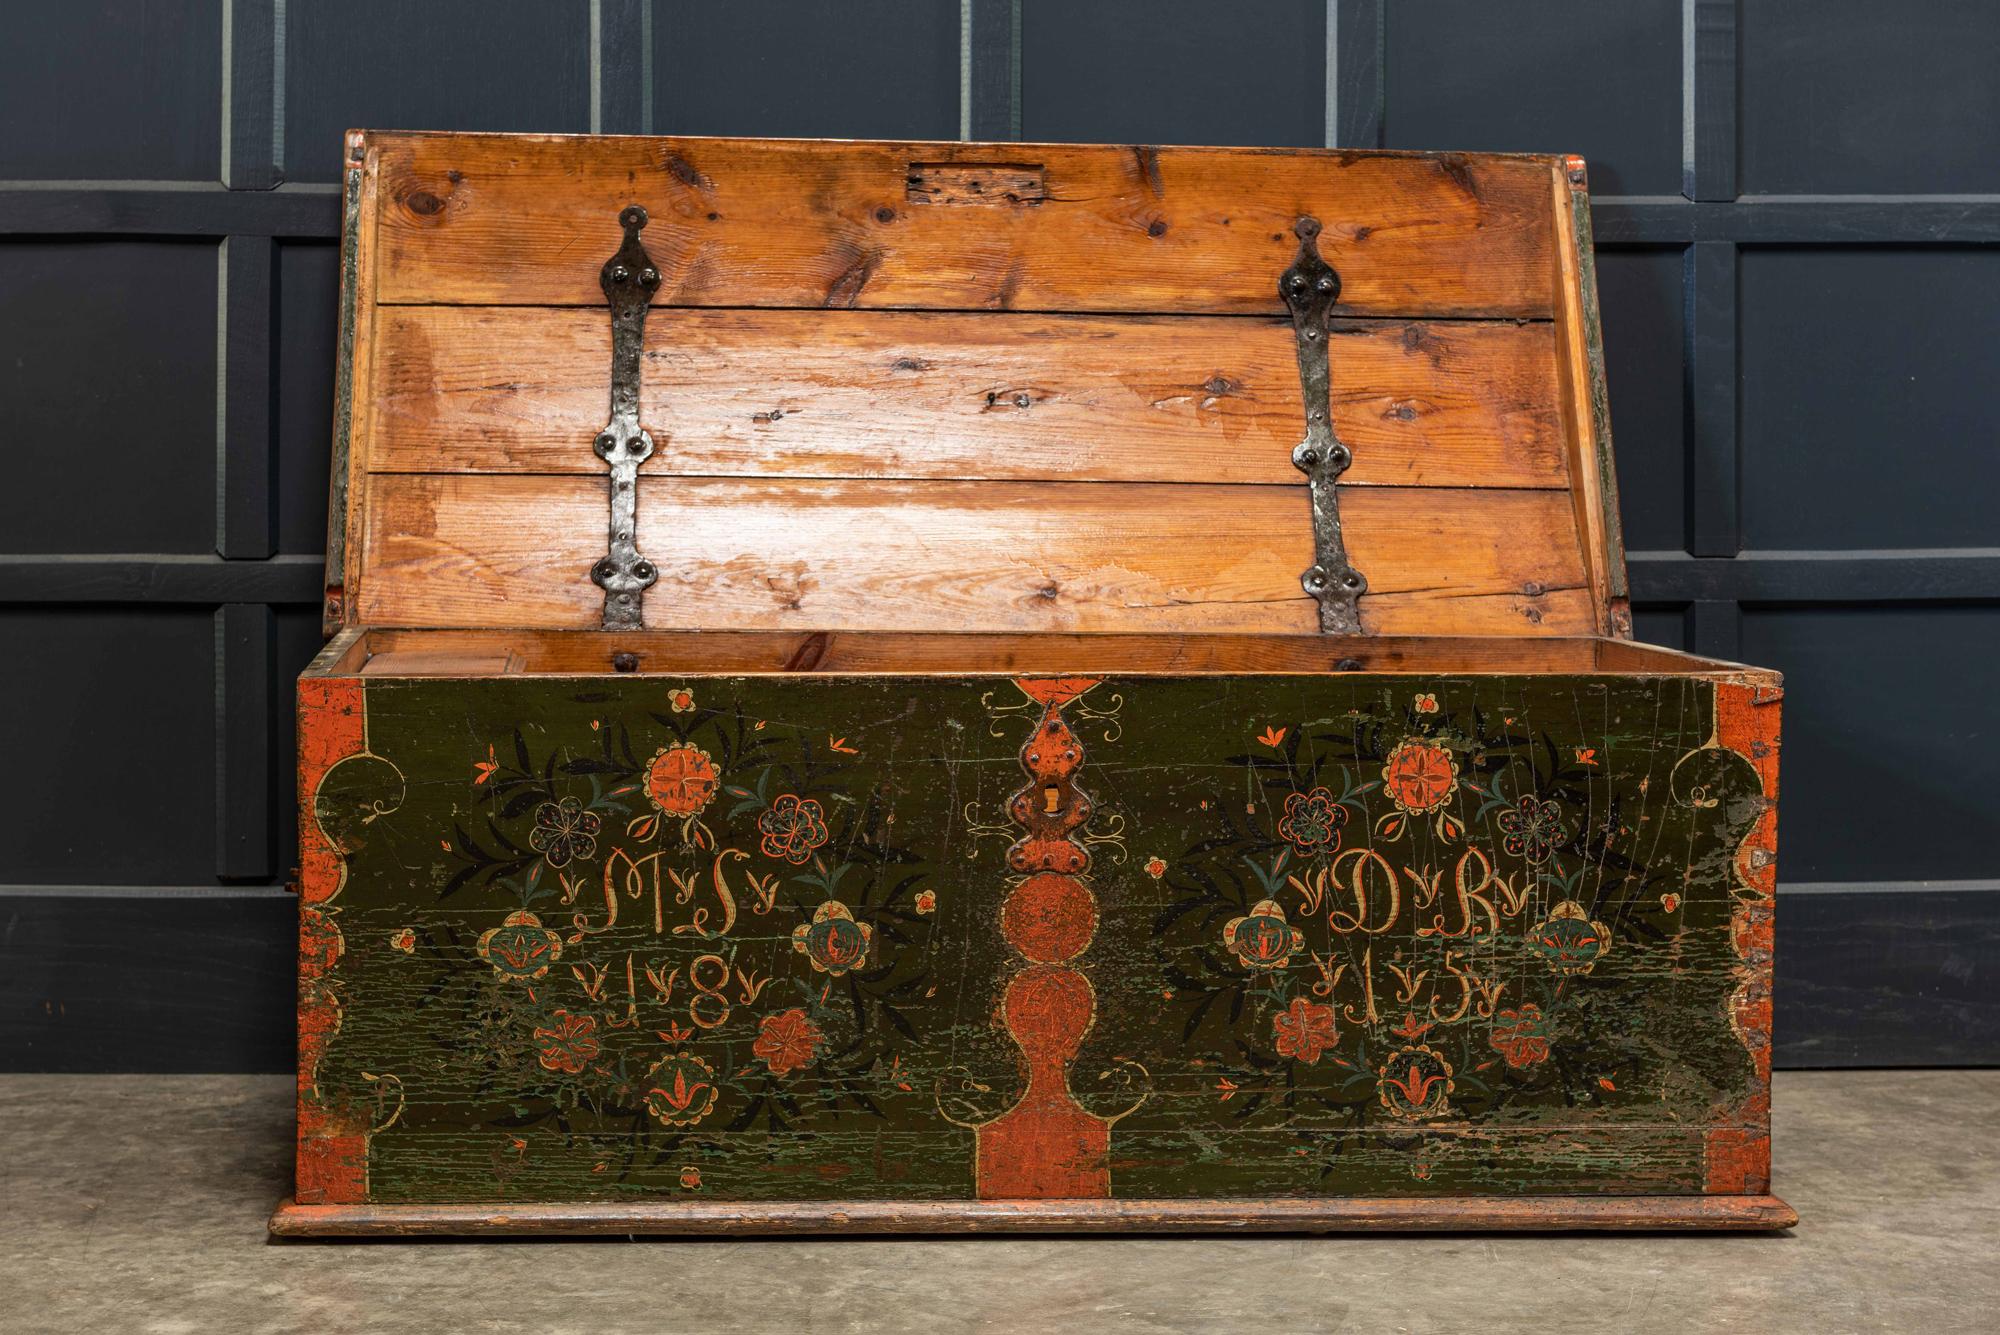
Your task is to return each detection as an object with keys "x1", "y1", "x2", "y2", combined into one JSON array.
[{"x1": 273, "y1": 131, "x2": 1792, "y2": 1234}]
